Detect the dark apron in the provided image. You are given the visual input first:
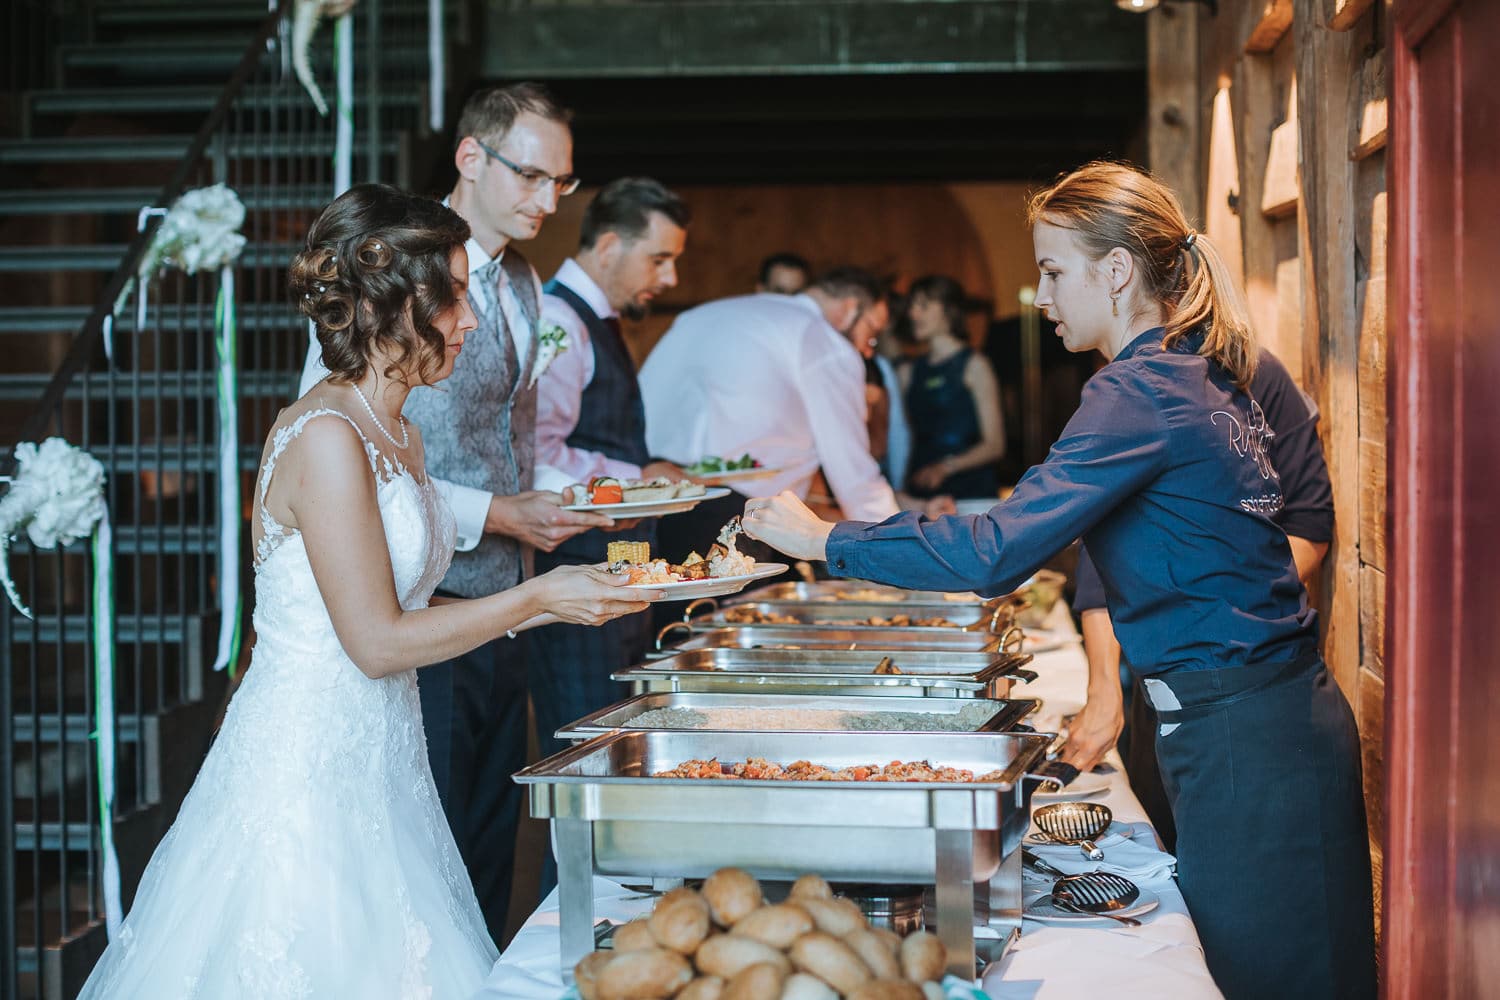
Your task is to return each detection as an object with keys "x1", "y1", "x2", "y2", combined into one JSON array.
[{"x1": 1144, "y1": 654, "x2": 1376, "y2": 1000}]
